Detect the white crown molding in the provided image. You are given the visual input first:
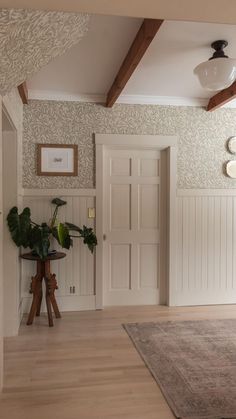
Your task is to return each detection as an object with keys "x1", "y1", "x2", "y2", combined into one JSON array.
[
  {"x1": 28, "y1": 89, "x2": 236, "y2": 108},
  {"x1": 28, "y1": 89, "x2": 207, "y2": 106},
  {"x1": 117, "y1": 95, "x2": 208, "y2": 107},
  {"x1": 28, "y1": 89, "x2": 106, "y2": 103}
]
